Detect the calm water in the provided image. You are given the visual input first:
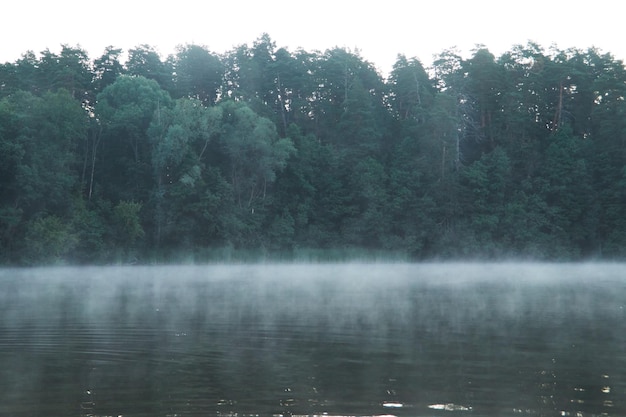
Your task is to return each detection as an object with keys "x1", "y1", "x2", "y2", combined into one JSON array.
[{"x1": 0, "y1": 263, "x2": 625, "y2": 417}]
